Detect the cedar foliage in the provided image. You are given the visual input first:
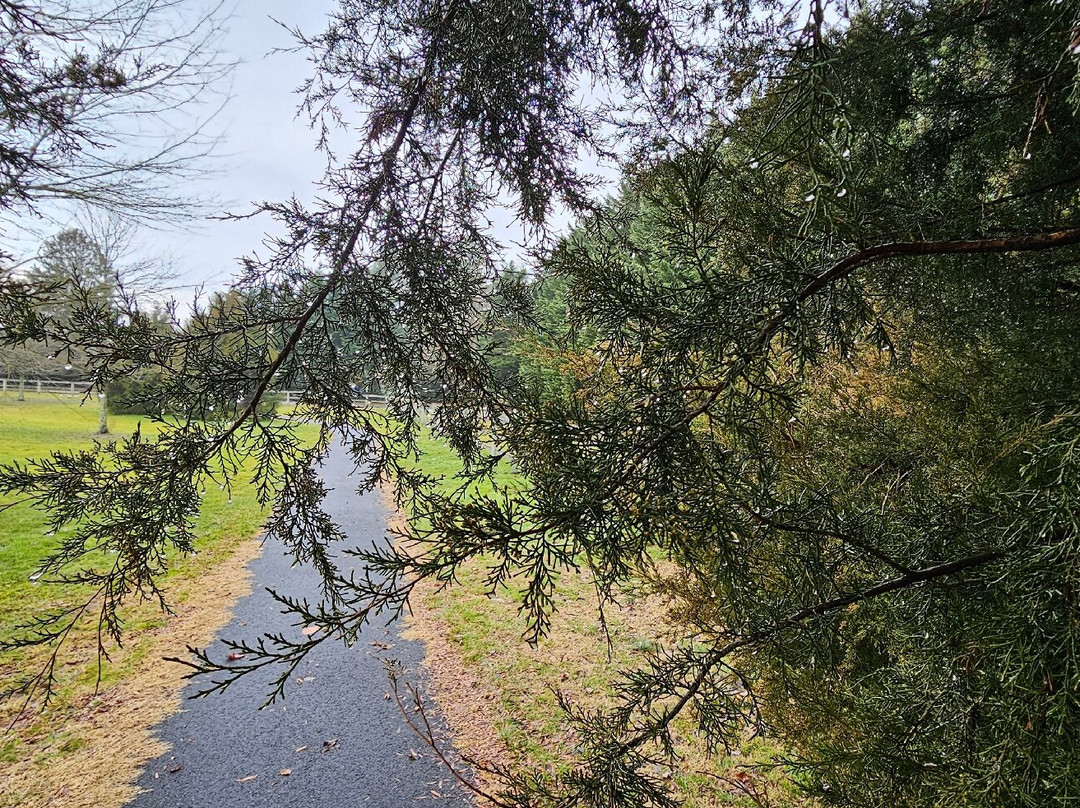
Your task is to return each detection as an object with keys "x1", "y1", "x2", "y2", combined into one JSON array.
[{"x1": 4, "y1": 1, "x2": 1080, "y2": 806}]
